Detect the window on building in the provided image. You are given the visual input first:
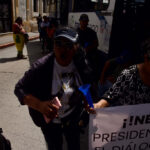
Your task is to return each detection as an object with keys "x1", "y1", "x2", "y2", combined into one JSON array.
[{"x1": 33, "y1": 0, "x2": 38, "y2": 12}]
